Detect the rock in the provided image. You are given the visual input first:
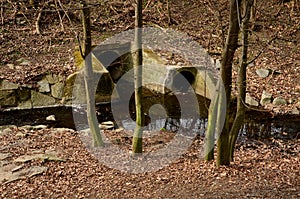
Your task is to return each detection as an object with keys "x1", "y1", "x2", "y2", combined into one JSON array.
[
  {"x1": 37, "y1": 79, "x2": 50, "y2": 93},
  {"x1": 20, "y1": 125, "x2": 48, "y2": 130},
  {"x1": 0, "y1": 125, "x2": 16, "y2": 136},
  {"x1": 32, "y1": 125, "x2": 48, "y2": 130},
  {"x1": 16, "y1": 58, "x2": 31, "y2": 66},
  {"x1": 287, "y1": 98, "x2": 294, "y2": 104},
  {"x1": 18, "y1": 99, "x2": 32, "y2": 109},
  {"x1": 215, "y1": 59, "x2": 221, "y2": 69},
  {"x1": 143, "y1": 48, "x2": 167, "y2": 66},
  {"x1": 0, "y1": 153, "x2": 12, "y2": 160},
  {"x1": 0, "y1": 163, "x2": 47, "y2": 184},
  {"x1": 260, "y1": 90, "x2": 272, "y2": 106},
  {"x1": 0, "y1": 163, "x2": 21, "y2": 184},
  {"x1": 15, "y1": 132, "x2": 26, "y2": 138},
  {"x1": 0, "y1": 80, "x2": 19, "y2": 90},
  {"x1": 26, "y1": 166, "x2": 48, "y2": 177},
  {"x1": 0, "y1": 90, "x2": 17, "y2": 107},
  {"x1": 17, "y1": 88, "x2": 31, "y2": 101},
  {"x1": 31, "y1": 90, "x2": 56, "y2": 107},
  {"x1": 63, "y1": 72, "x2": 84, "y2": 104},
  {"x1": 246, "y1": 93, "x2": 259, "y2": 106},
  {"x1": 256, "y1": 68, "x2": 270, "y2": 78},
  {"x1": 46, "y1": 115, "x2": 56, "y2": 121},
  {"x1": 51, "y1": 82, "x2": 65, "y2": 99},
  {"x1": 273, "y1": 97, "x2": 287, "y2": 106},
  {"x1": 7, "y1": 64, "x2": 15, "y2": 69},
  {"x1": 31, "y1": 150, "x2": 44, "y2": 154},
  {"x1": 115, "y1": 128, "x2": 124, "y2": 133},
  {"x1": 248, "y1": 62, "x2": 255, "y2": 67},
  {"x1": 291, "y1": 108, "x2": 299, "y2": 115},
  {"x1": 46, "y1": 73, "x2": 59, "y2": 84},
  {"x1": 296, "y1": 101, "x2": 300, "y2": 109},
  {"x1": 100, "y1": 121, "x2": 115, "y2": 130},
  {"x1": 51, "y1": 128, "x2": 74, "y2": 134},
  {"x1": 14, "y1": 153, "x2": 65, "y2": 163}
]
